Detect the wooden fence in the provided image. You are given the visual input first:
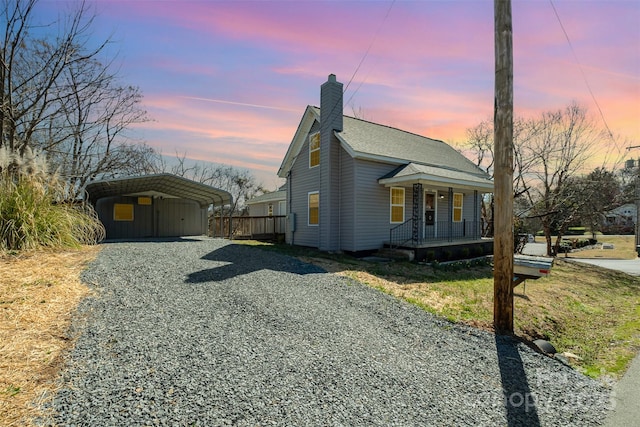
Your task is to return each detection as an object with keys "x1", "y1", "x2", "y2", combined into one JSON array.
[{"x1": 210, "y1": 215, "x2": 286, "y2": 240}]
